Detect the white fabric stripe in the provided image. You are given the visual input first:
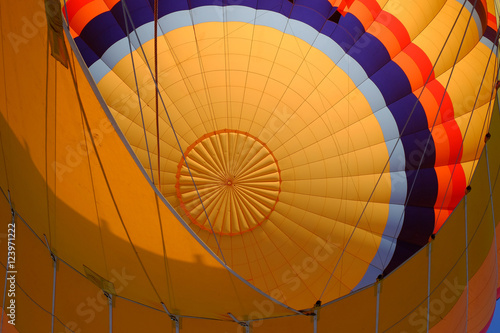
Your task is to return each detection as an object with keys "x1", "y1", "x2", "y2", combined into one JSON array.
[
  {"x1": 458, "y1": 0, "x2": 484, "y2": 37},
  {"x1": 480, "y1": 35, "x2": 498, "y2": 54}
]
